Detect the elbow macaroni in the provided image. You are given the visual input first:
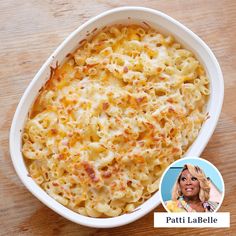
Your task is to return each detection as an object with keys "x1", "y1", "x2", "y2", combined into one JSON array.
[{"x1": 22, "y1": 24, "x2": 209, "y2": 217}]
